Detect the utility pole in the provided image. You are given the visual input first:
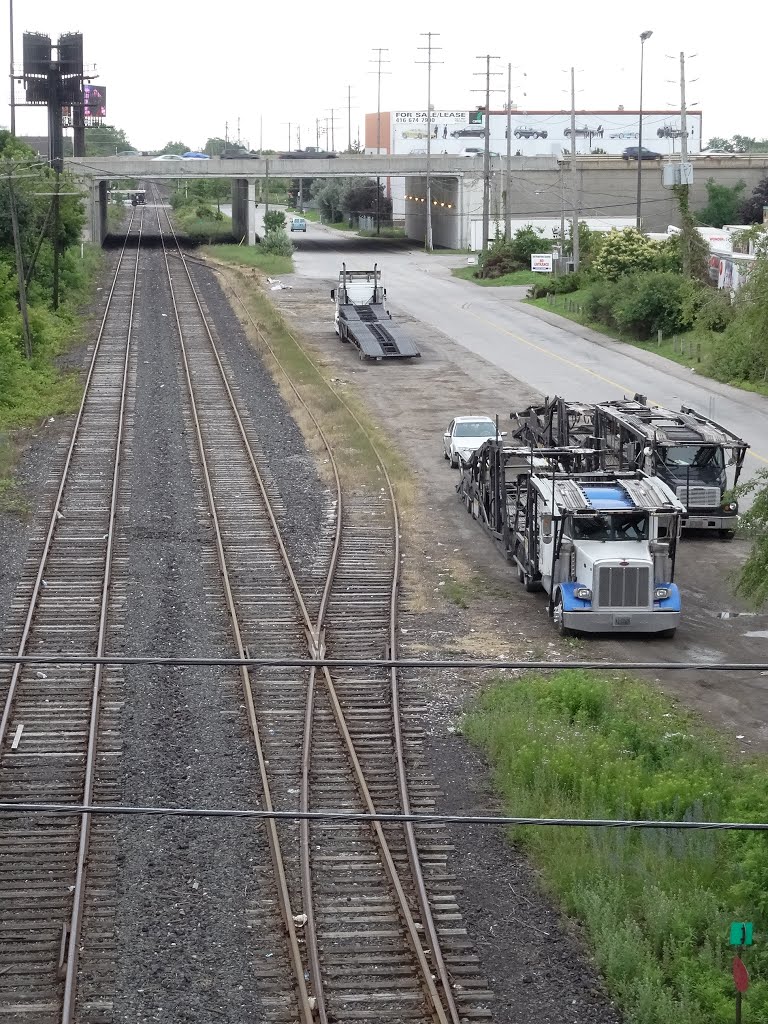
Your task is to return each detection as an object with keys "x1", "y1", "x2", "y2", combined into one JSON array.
[
  {"x1": 505, "y1": 63, "x2": 512, "y2": 241},
  {"x1": 417, "y1": 32, "x2": 442, "y2": 251},
  {"x1": 473, "y1": 54, "x2": 502, "y2": 251},
  {"x1": 8, "y1": 0, "x2": 14, "y2": 135},
  {"x1": 569, "y1": 66, "x2": 580, "y2": 271},
  {"x1": 325, "y1": 108, "x2": 341, "y2": 152},
  {"x1": 679, "y1": 50, "x2": 691, "y2": 278},
  {"x1": 347, "y1": 84, "x2": 353, "y2": 151},
  {"x1": 316, "y1": 117, "x2": 320, "y2": 151},
  {"x1": 259, "y1": 114, "x2": 263, "y2": 153},
  {"x1": 8, "y1": 174, "x2": 32, "y2": 357},
  {"x1": 370, "y1": 48, "x2": 390, "y2": 235}
]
